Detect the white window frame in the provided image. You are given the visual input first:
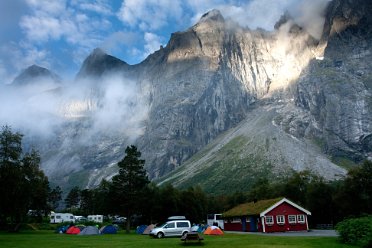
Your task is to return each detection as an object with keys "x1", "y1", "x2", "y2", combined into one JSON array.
[
  {"x1": 276, "y1": 215, "x2": 285, "y2": 225},
  {"x1": 297, "y1": 214, "x2": 305, "y2": 224},
  {"x1": 288, "y1": 215, "x2": 296, "y2": 224},
  {"x1": 265, "y1": 216, "x2": 274, "y2": 225},
  {"x1": 232, "y1": 218, "x2": 241, "y2": 223}
]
